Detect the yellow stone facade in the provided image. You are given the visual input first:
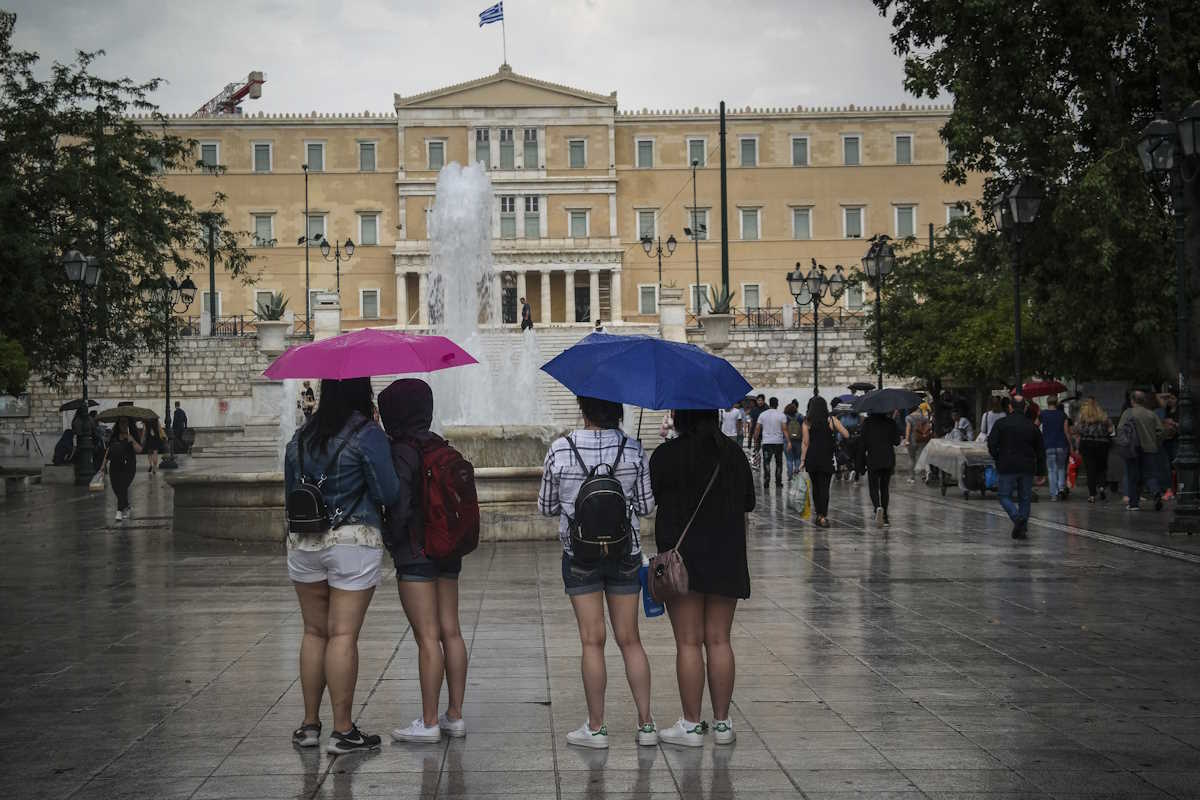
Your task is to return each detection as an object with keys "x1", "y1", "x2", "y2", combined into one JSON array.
[{"x1": 148, "y1": 66, "x2": 982, "y2": 329}]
